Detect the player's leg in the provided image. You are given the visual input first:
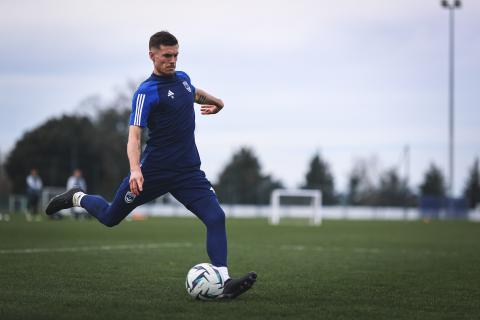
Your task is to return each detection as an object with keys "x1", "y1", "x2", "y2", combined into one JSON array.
[
  {"x1": 79, "y1": 176, "x2": 167, "y2": 227},
  {"x1": 170, "y1": 170, "x2": 228, "y2": 268},
  {"x1": 184, "y1": 195, "x2": 228, "y2": 267},
  {"x1": 183, "y1": 195, "x2": 257, "y2": 299},
  {"x1": 79, "y1": 177, "x2": 133, "y2": 227},
  {"x1": 46, "y1": 174, "x2": 166, "y2": 227},
  {"x1": 171, "y1": 170, "x2": 257, "y2": 299}
]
